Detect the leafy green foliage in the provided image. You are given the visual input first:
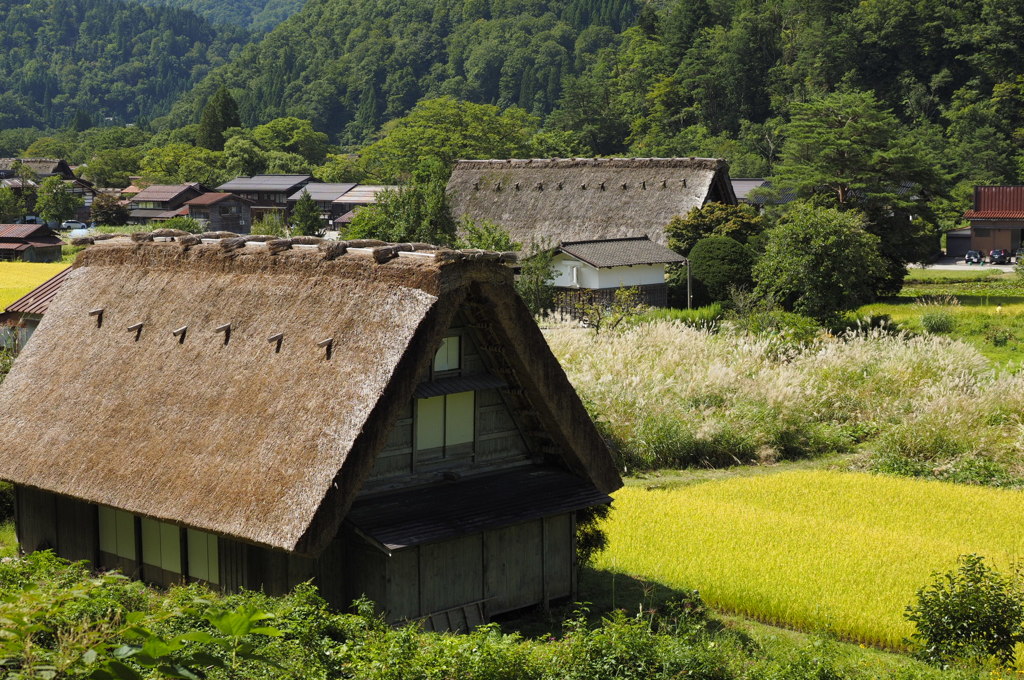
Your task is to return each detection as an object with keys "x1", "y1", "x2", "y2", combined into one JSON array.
[
  {"x1": 358, "y1": 98, "x2": 538, "y2": 183},
  {"x1": 160, "y1": 216, "x2": 203, "y2": 234},
  {"x1": 196, "y1": 86, "x2": 241, "y2": 151},
  {"x1": 347, "y1": 180, "x2": 457, "y2": 246},
  {"x1": 514, "y1": 245, "x2": 557, "y2": 316},
  {"x1": 666, "y1": 202, "x2": 768, "y2": 256},
  {"x1": 753, "y1": 203, "x2": 885, "y2": 322},
  {"x1": 906, "y1": 554, "x2": 1024, "y2": 666},
  {"x1": 687, "y1": 235, "x2": 754, "y2": 304},
  {"x1": 35, "y1": 177, "x2": 83, "y2": 224},
  {"x1": 457, "y1": 219, "x2": 521, "y2": 251},
  {"x1": 0, "y1": 187, "x2": 26, "y2": 223},
  {"x1": 250, "y1": 212, "x2": 286, "y2": 237},
  {"x1": 289, "y1": 190, "x2": 323, "y2": 237},
  {"x1": 90, "y1": 194, "x2": 129, "y2": 226},
  {"x1": 134, "y1": 0, "x2": 304, "y2": 30}
]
